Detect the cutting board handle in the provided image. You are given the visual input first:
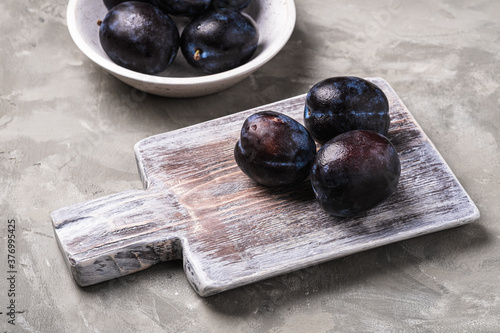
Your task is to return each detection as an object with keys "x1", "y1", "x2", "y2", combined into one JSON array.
[{"x1": 51, "y1": 188, "x2": 191, "y2": 287}]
